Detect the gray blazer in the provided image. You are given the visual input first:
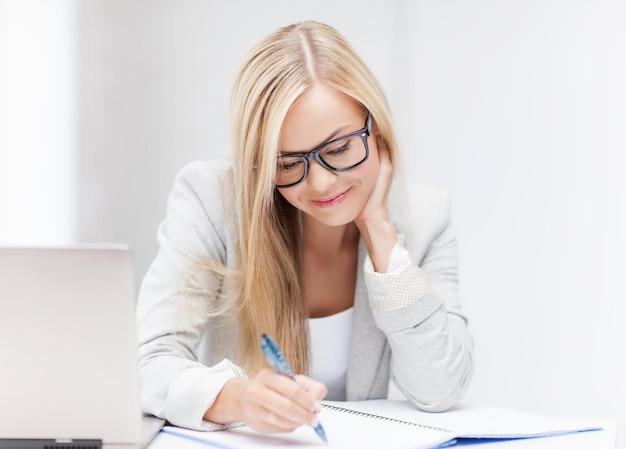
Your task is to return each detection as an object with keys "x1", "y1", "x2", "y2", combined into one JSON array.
[{"x1": 136, "y1": 160, "x2": 474, "y2": 430}]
